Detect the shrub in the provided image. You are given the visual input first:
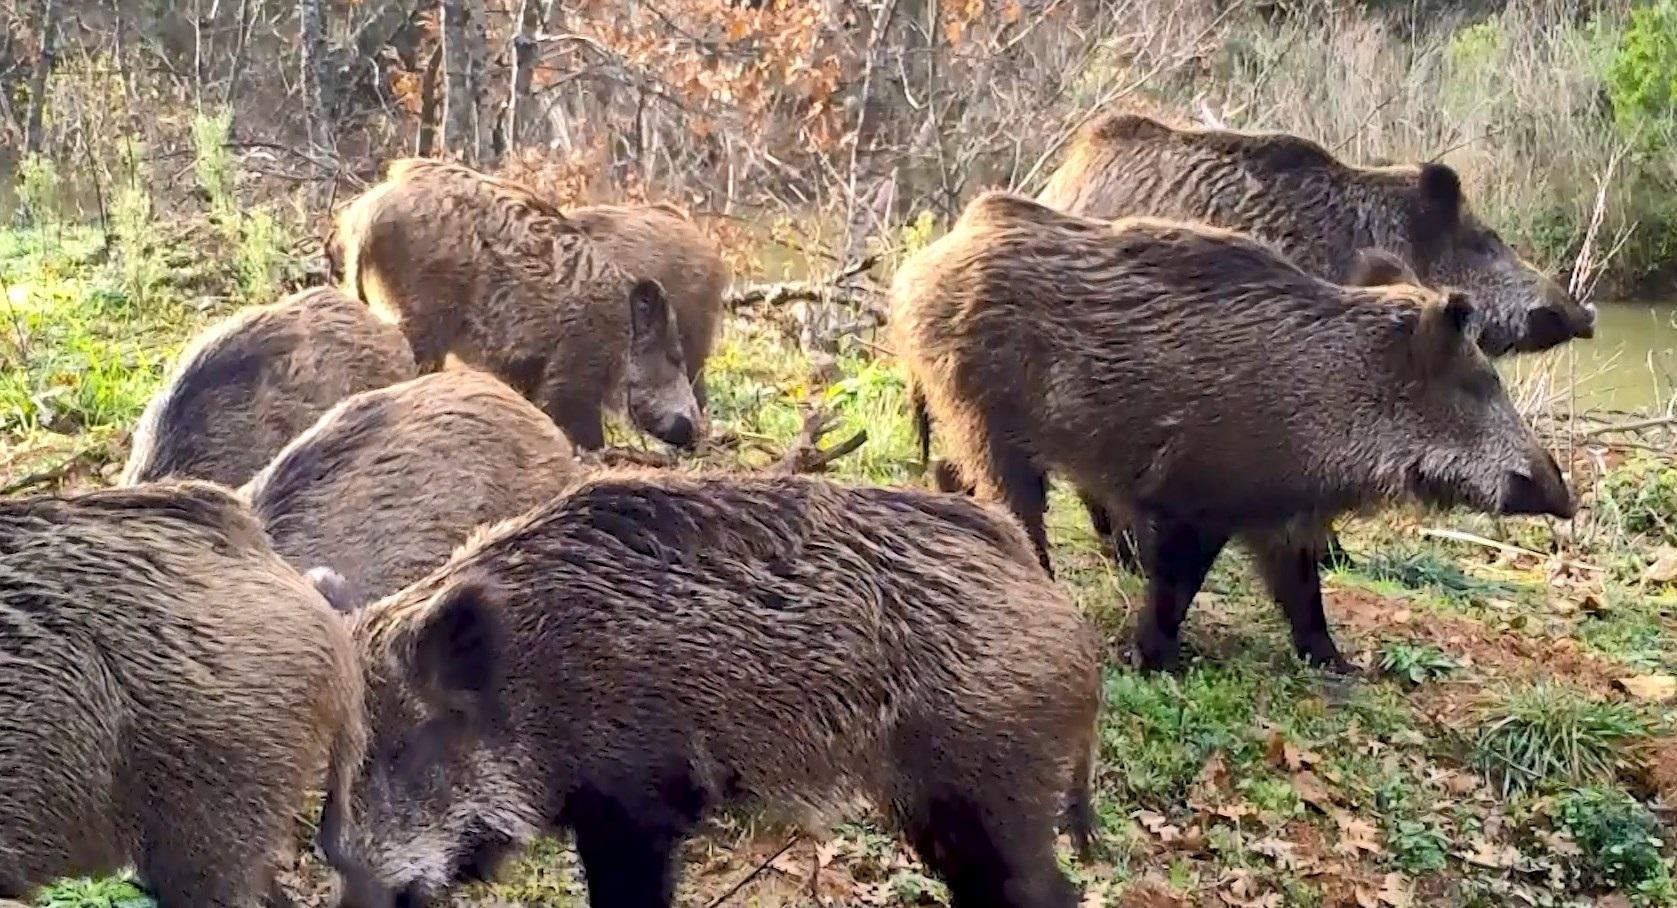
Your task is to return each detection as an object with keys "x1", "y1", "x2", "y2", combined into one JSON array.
[
  {"x1": 1607, "y1": 1, "x2": 1677, "y2": 146},
  {"x1": 1553, "y1": 786, "x2": 1673, "y2": 896},
  {"x1": 1473, "y1": 683, "x2": 1650, "y2": 796},
  {"x1": 1598, "y1": 456, "x2": 1677, "y2": 545}
]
